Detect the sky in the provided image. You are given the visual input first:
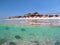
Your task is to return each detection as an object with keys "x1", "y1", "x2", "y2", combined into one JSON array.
[{"x1": 0, "y1": 0, "x2": 60, "y2": 18}]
